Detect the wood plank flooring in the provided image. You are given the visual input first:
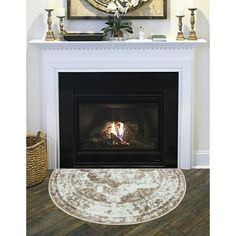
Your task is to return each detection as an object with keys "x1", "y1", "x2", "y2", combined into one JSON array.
[{"x1": 27, "y1": 169, "x2": 209, "y2": 236}]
